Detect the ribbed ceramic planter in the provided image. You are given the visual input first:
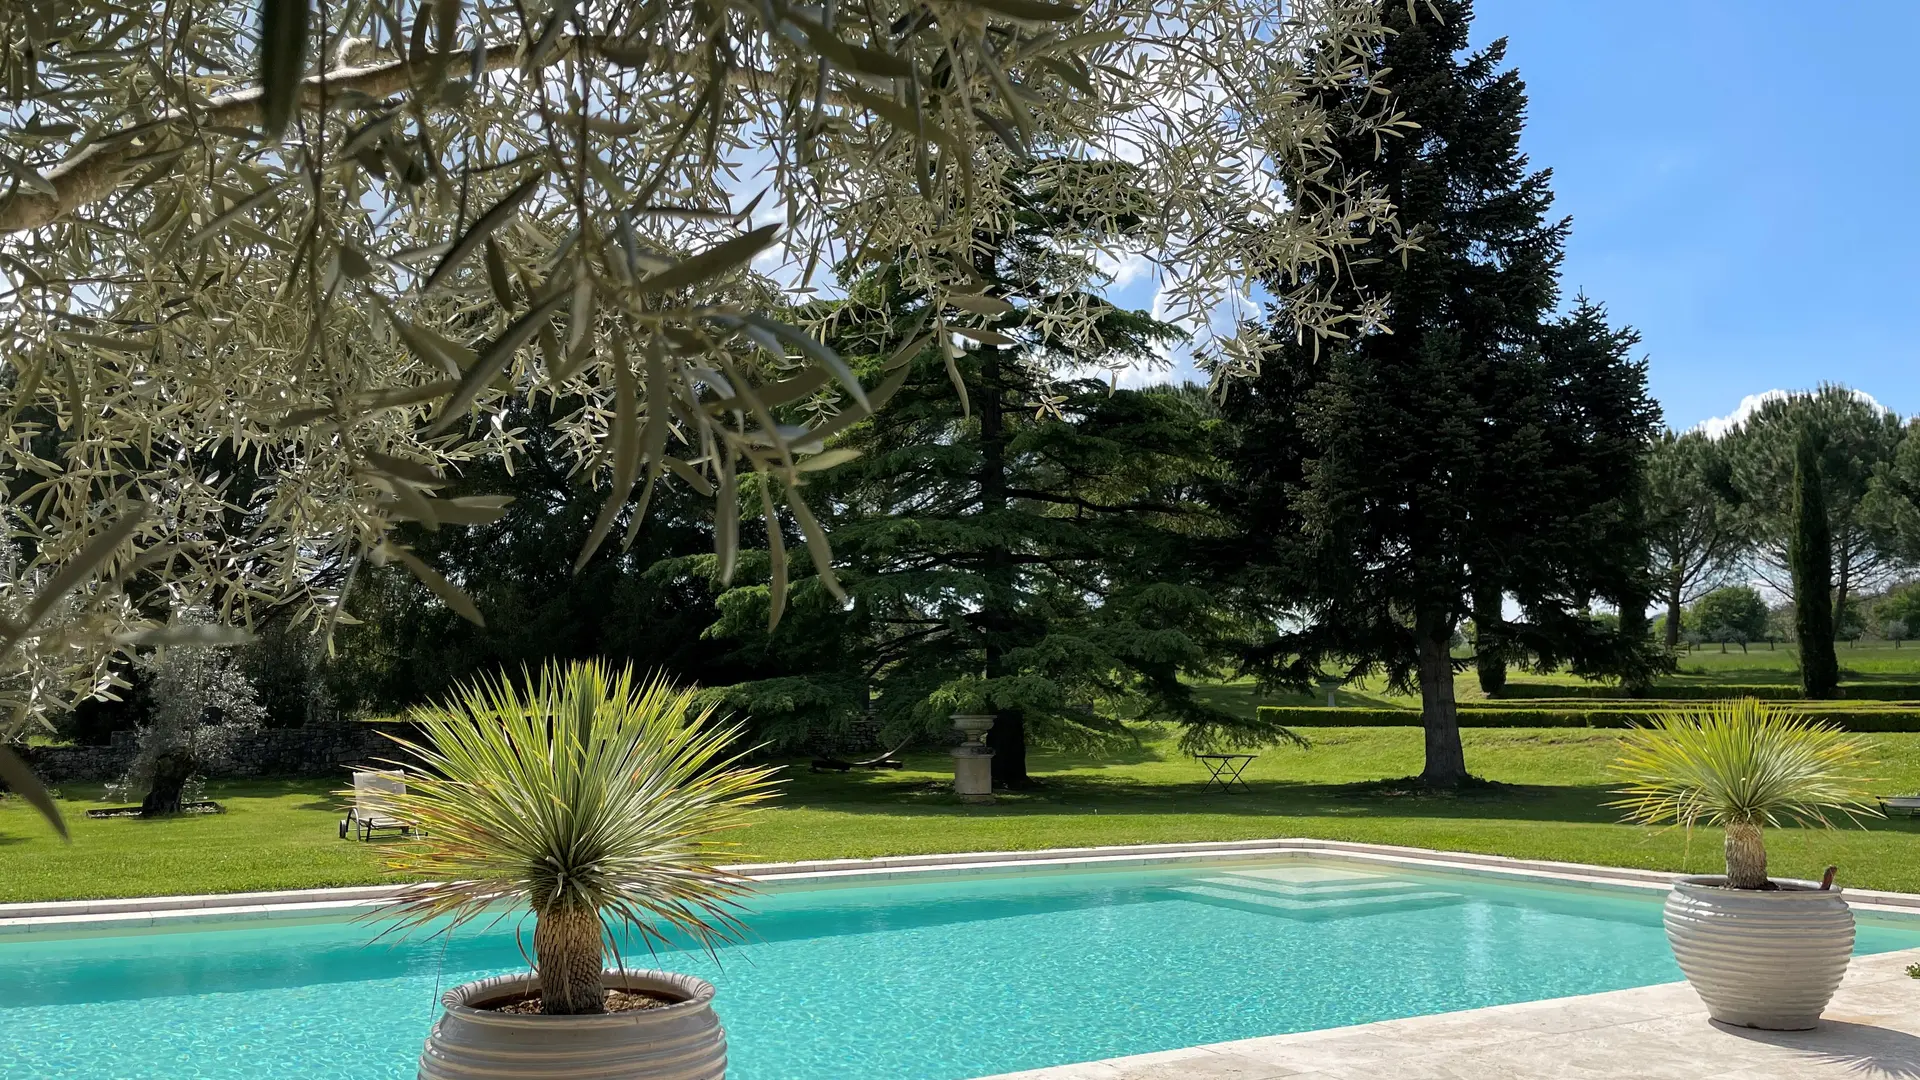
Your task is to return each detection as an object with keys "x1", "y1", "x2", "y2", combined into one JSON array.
[
  {"x1": 1664, "y1": 875, "x2": 1853, "y2": 1030},
  {"x1": 419, "y1": 969, "x2": 726, "y2": 1080}
]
